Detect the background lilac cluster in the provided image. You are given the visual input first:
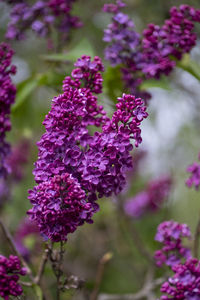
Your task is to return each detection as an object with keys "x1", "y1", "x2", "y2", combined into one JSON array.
[
  {"x1": 103, "y1": 1, "x2": 200, "y2": 101},
  {"x1": 3, "y1": 0, "x2": 82, "y2": 42}
]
